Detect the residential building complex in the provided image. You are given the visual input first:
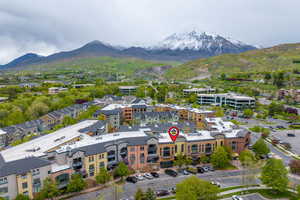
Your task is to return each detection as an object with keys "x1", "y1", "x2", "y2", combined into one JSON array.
[
  {"x1": 197, "y1": 93, "x2": 255, "y2": 109},
  {"x1": 0, "y1": 102, "x2": 251, "y2": 199}
]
